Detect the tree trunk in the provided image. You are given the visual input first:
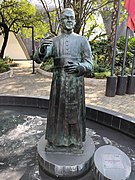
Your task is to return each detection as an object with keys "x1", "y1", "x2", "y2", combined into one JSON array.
[
  {"x1": 100, "y1": 10, "x2": 112, "y2": 35},
  {"x1": 74, "y1": 17, "x2": 81, "y2": 34},
  {"x1": 0, "y1": 23, "x2": 9, "y2": 59},
  {"x1": 107, "y1": 0, "x2": 118, "y2": 66}
]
